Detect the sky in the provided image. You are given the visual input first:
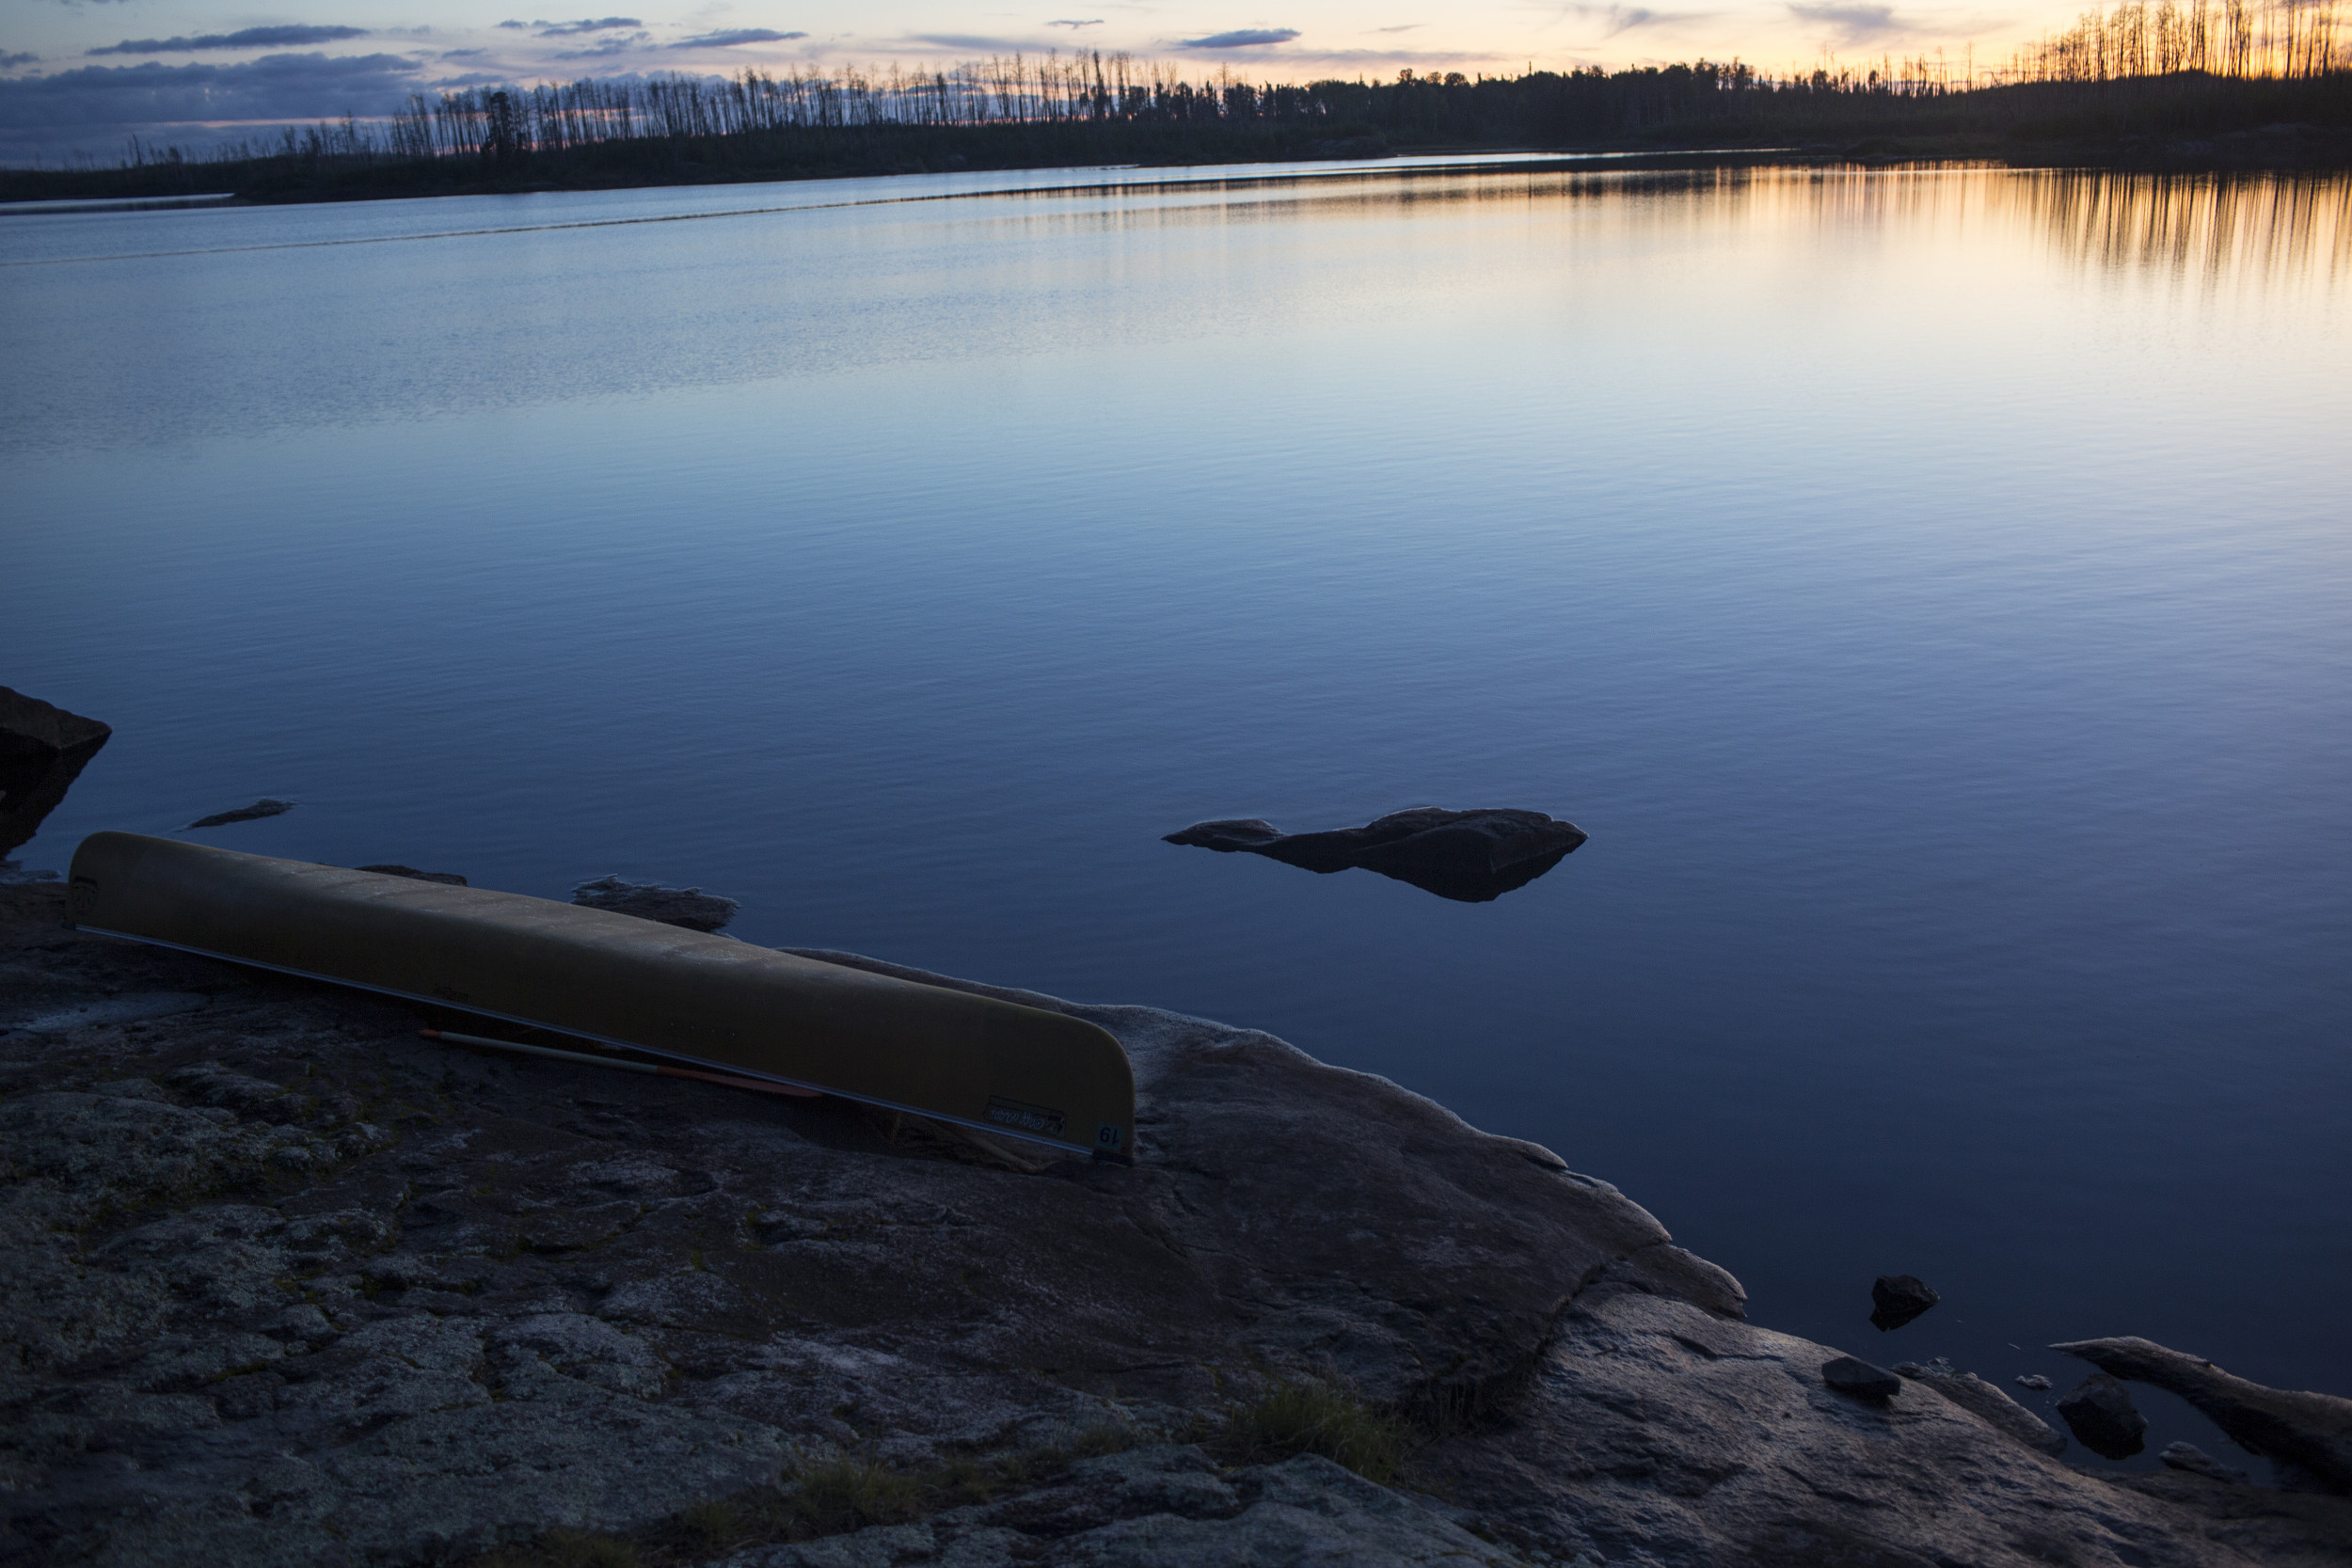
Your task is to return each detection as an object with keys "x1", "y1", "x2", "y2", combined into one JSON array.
[{"x1": 2, "y1": 0, "x2": 2026, "y2": 164}]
